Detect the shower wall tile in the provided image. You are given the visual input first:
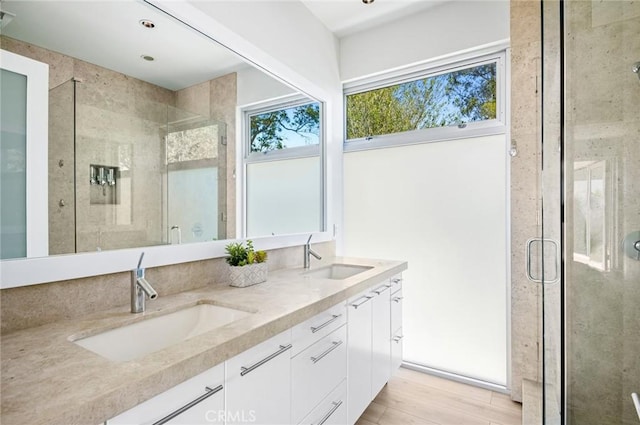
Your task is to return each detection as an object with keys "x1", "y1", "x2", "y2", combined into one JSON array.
[
  {"x1": 0, "y1": 36, "x2": 74, "y2": 89},
  {"x1": 176, "y1": 81, "x2": 211, "y2": 118},
  {"x1": 510, "y1": 0, "x2": 543, "y2": 403},
  {"x1": 210, "y1": 73, "x2": 237, "y2": 240}
]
